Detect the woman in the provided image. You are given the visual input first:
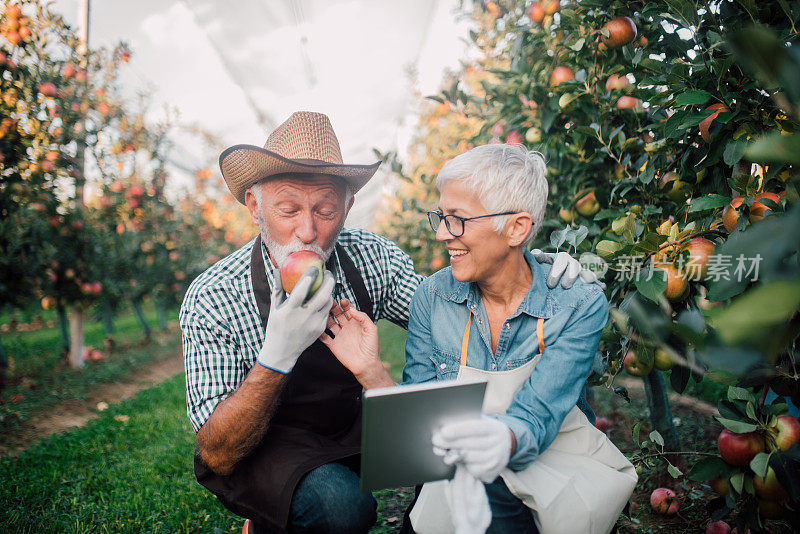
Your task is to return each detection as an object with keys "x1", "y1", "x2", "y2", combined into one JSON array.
[{"x1": 321, "y1": 144, "x2": 634, "y2": 534}]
